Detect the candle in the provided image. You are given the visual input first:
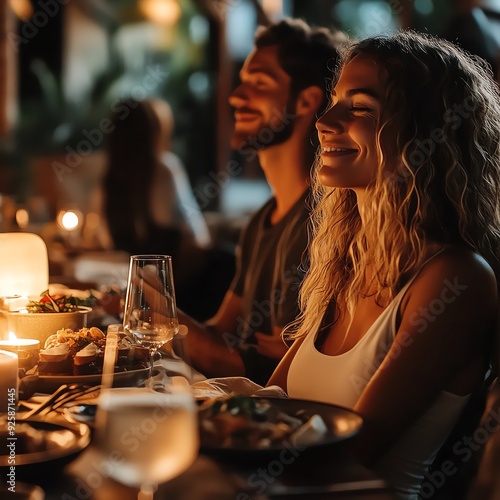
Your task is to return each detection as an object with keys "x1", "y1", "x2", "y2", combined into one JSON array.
[
  {"x1": 0, "y1": 333, "x2": 40, "y2": 370},
  {"x1": 0, "y1": 232, "x2": 49, "y2": 298},
  {"x1": 0, "y1": 350, "x2": 18, "y2": 413}
]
